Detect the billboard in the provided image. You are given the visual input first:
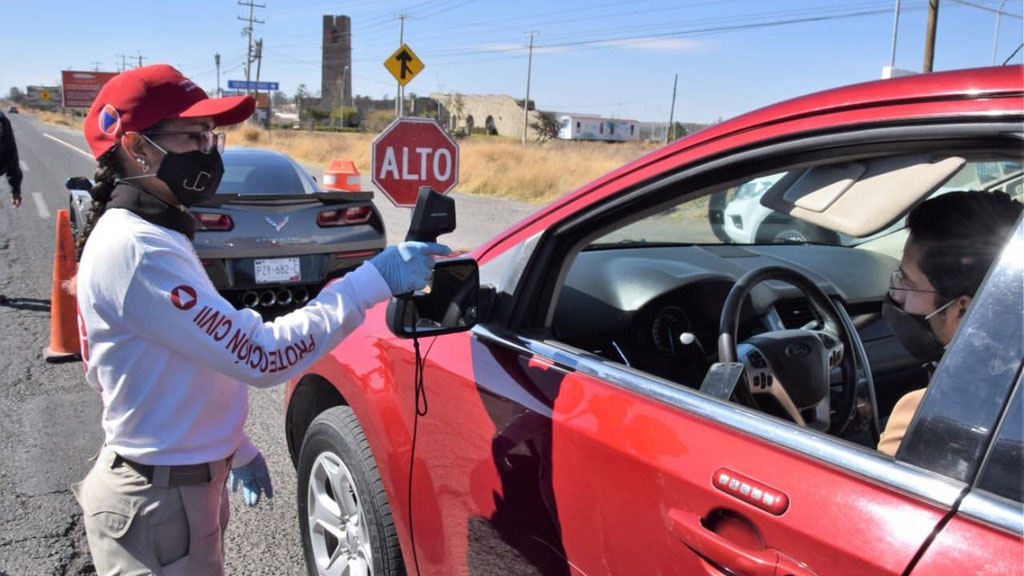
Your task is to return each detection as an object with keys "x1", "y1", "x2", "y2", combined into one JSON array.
[
  {"x1": 61, "y1": 70, "x2": 118, "y2": 109},
  {"x1": 26, "y1": 86, "x2": 61, "y2": 110}
]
